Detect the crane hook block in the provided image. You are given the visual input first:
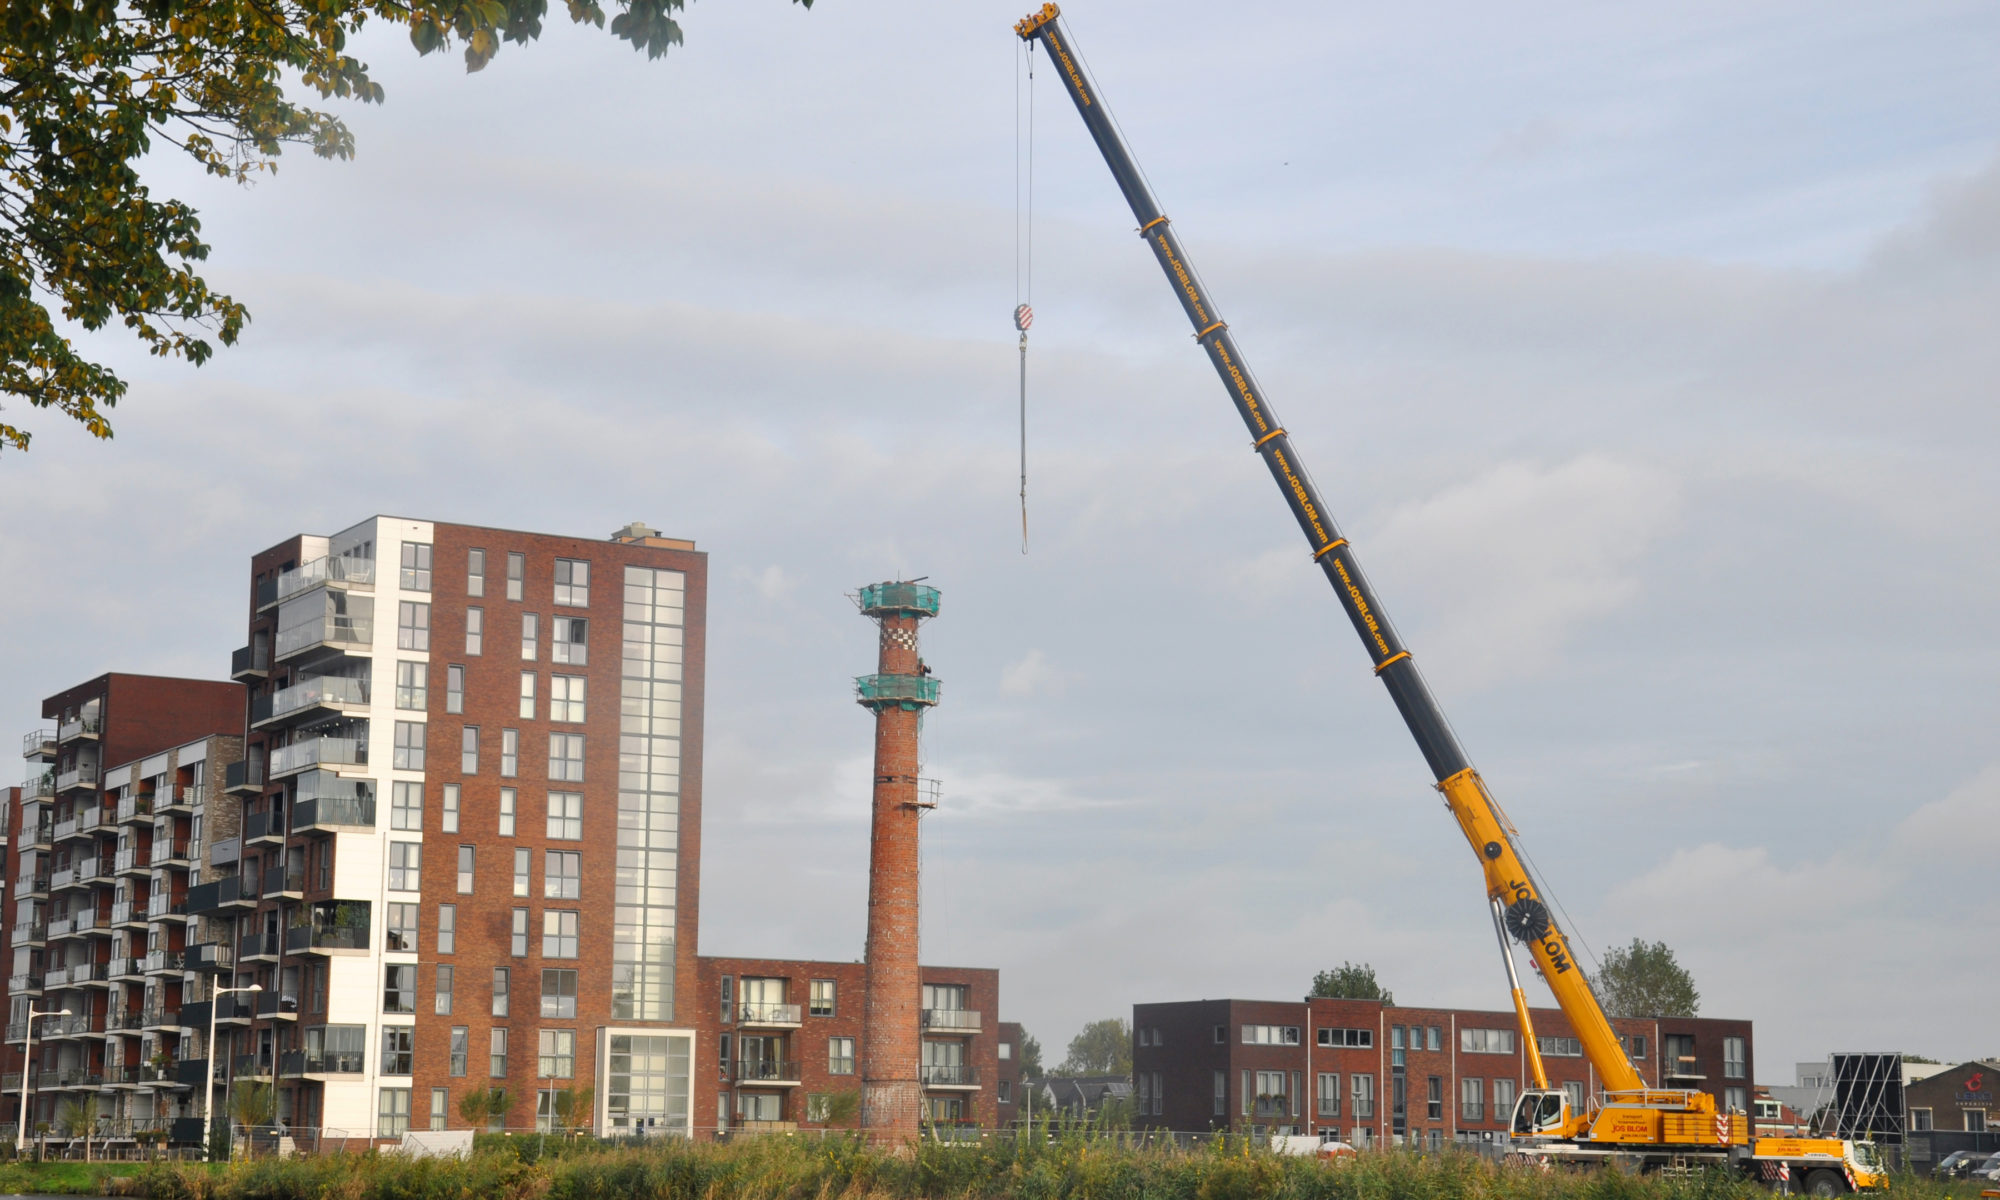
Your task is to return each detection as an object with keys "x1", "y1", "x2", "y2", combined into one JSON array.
[{"x1": 1504, "y1": 897, "x2": 1552, "y2": 945}]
